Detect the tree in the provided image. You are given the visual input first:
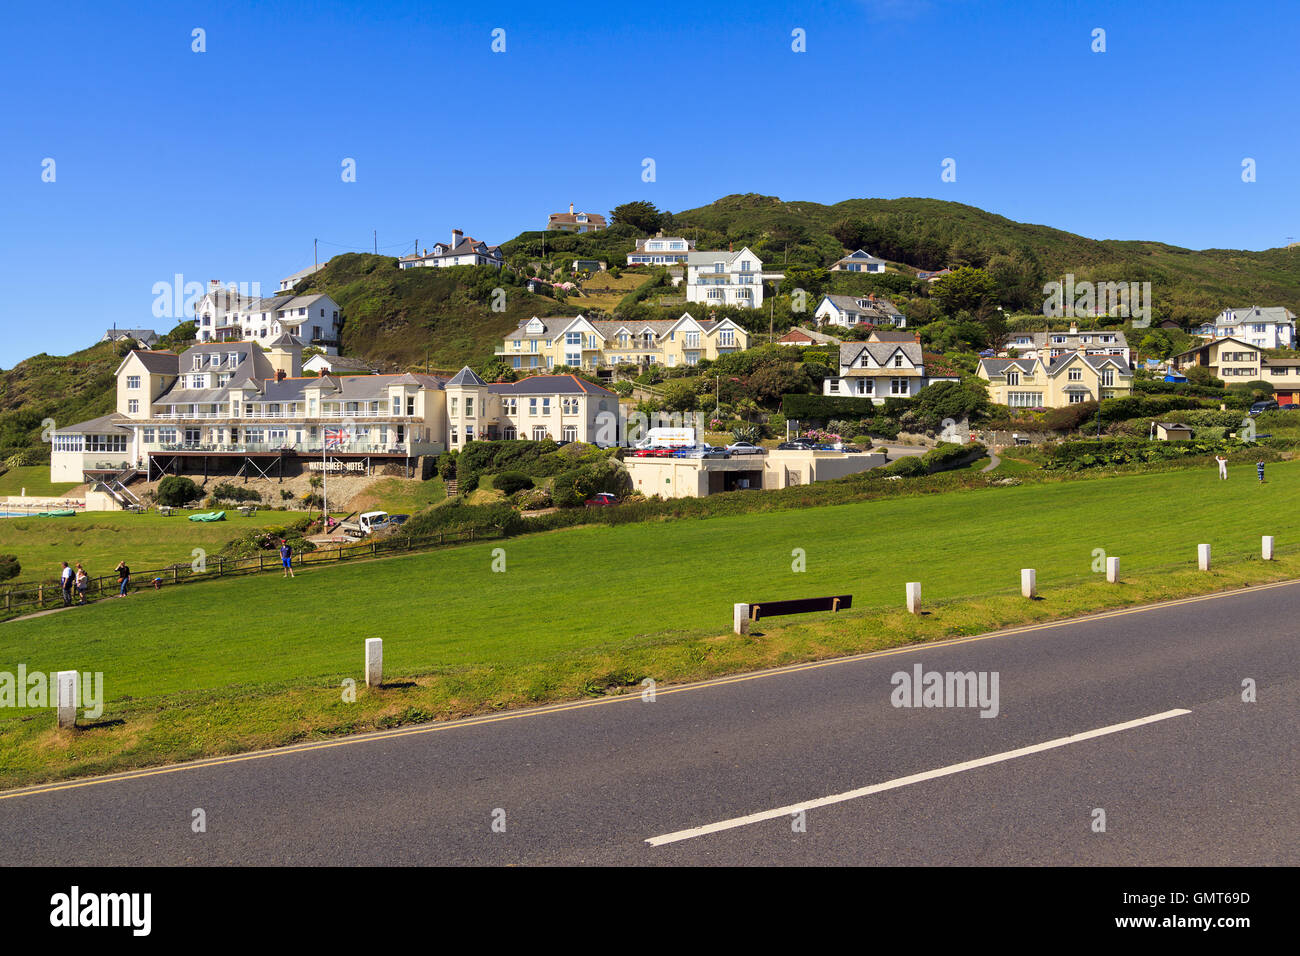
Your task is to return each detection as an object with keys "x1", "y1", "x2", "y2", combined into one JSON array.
[
  {"x1": 0, "y1": 554, "x2": 19, "y2": 582},
  {"x1": 1184, "y1": 365, "x2": 1222, "y2": 387},
  {"x1": 610, "y1": 201, "x2": 662, "y2": 233},
  {"x1": 930, "y1": 267, "x2": 997, "y2": 318},
  {"x1": 747, "y1": 363, "x2": 812, "y2": 404},
  {"x1": 661, "y1": 381, "x2": 698, "y2": 413},
  {"x1": 156, "y1": 475, "x2": 201, "y2": 507},
  {"x1": 911, "y1": 380, "x2": 993, "y2": 428}
]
